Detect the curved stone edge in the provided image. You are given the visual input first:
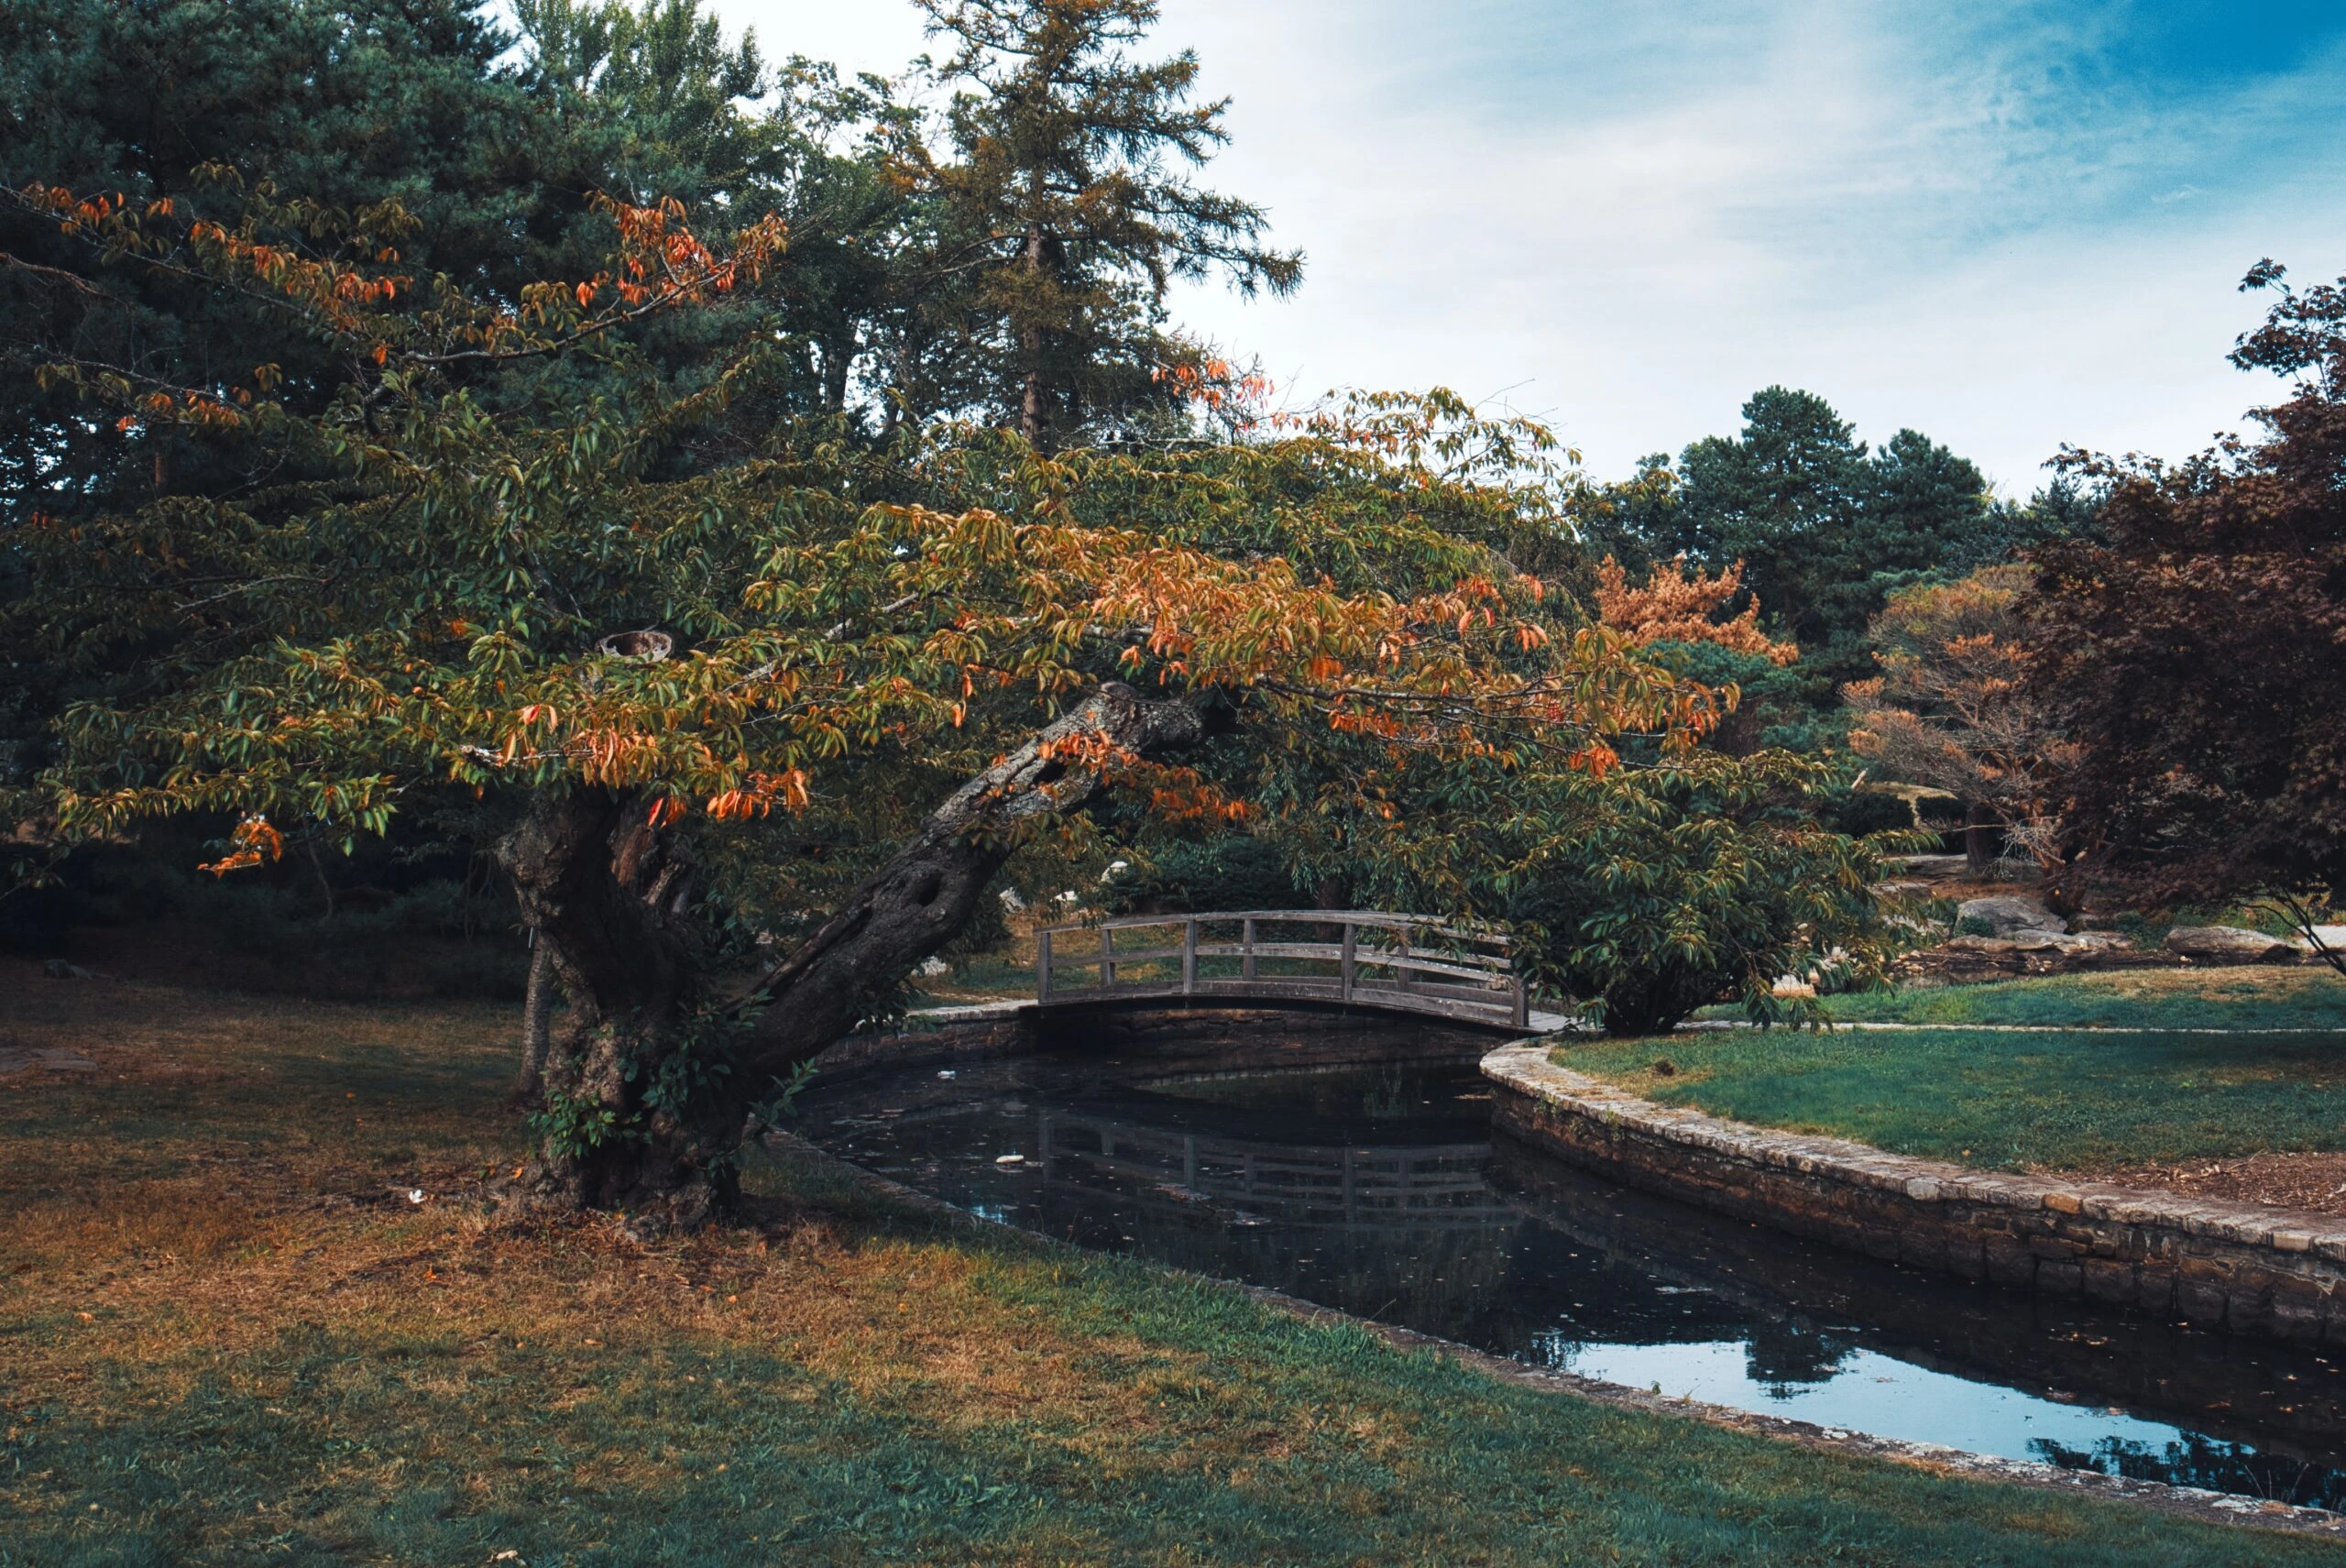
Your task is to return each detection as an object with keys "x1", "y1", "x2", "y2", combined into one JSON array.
[
  {"x1": 1483, "y1": 1041, "x2": 2346, "y2": 1343},
  {"x1": 763, "y1": 1127, "x2": 2346, "y2": 1539}
]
